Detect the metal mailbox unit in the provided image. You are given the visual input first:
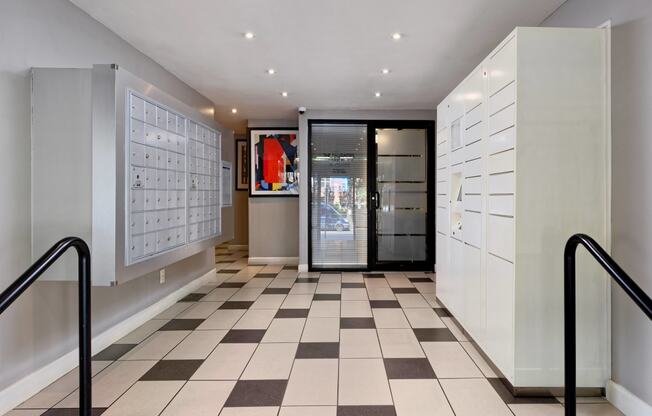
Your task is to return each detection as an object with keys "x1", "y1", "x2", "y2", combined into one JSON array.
[{"x1": 31, "y1": 64, "x2": 222, "y2": 286}]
